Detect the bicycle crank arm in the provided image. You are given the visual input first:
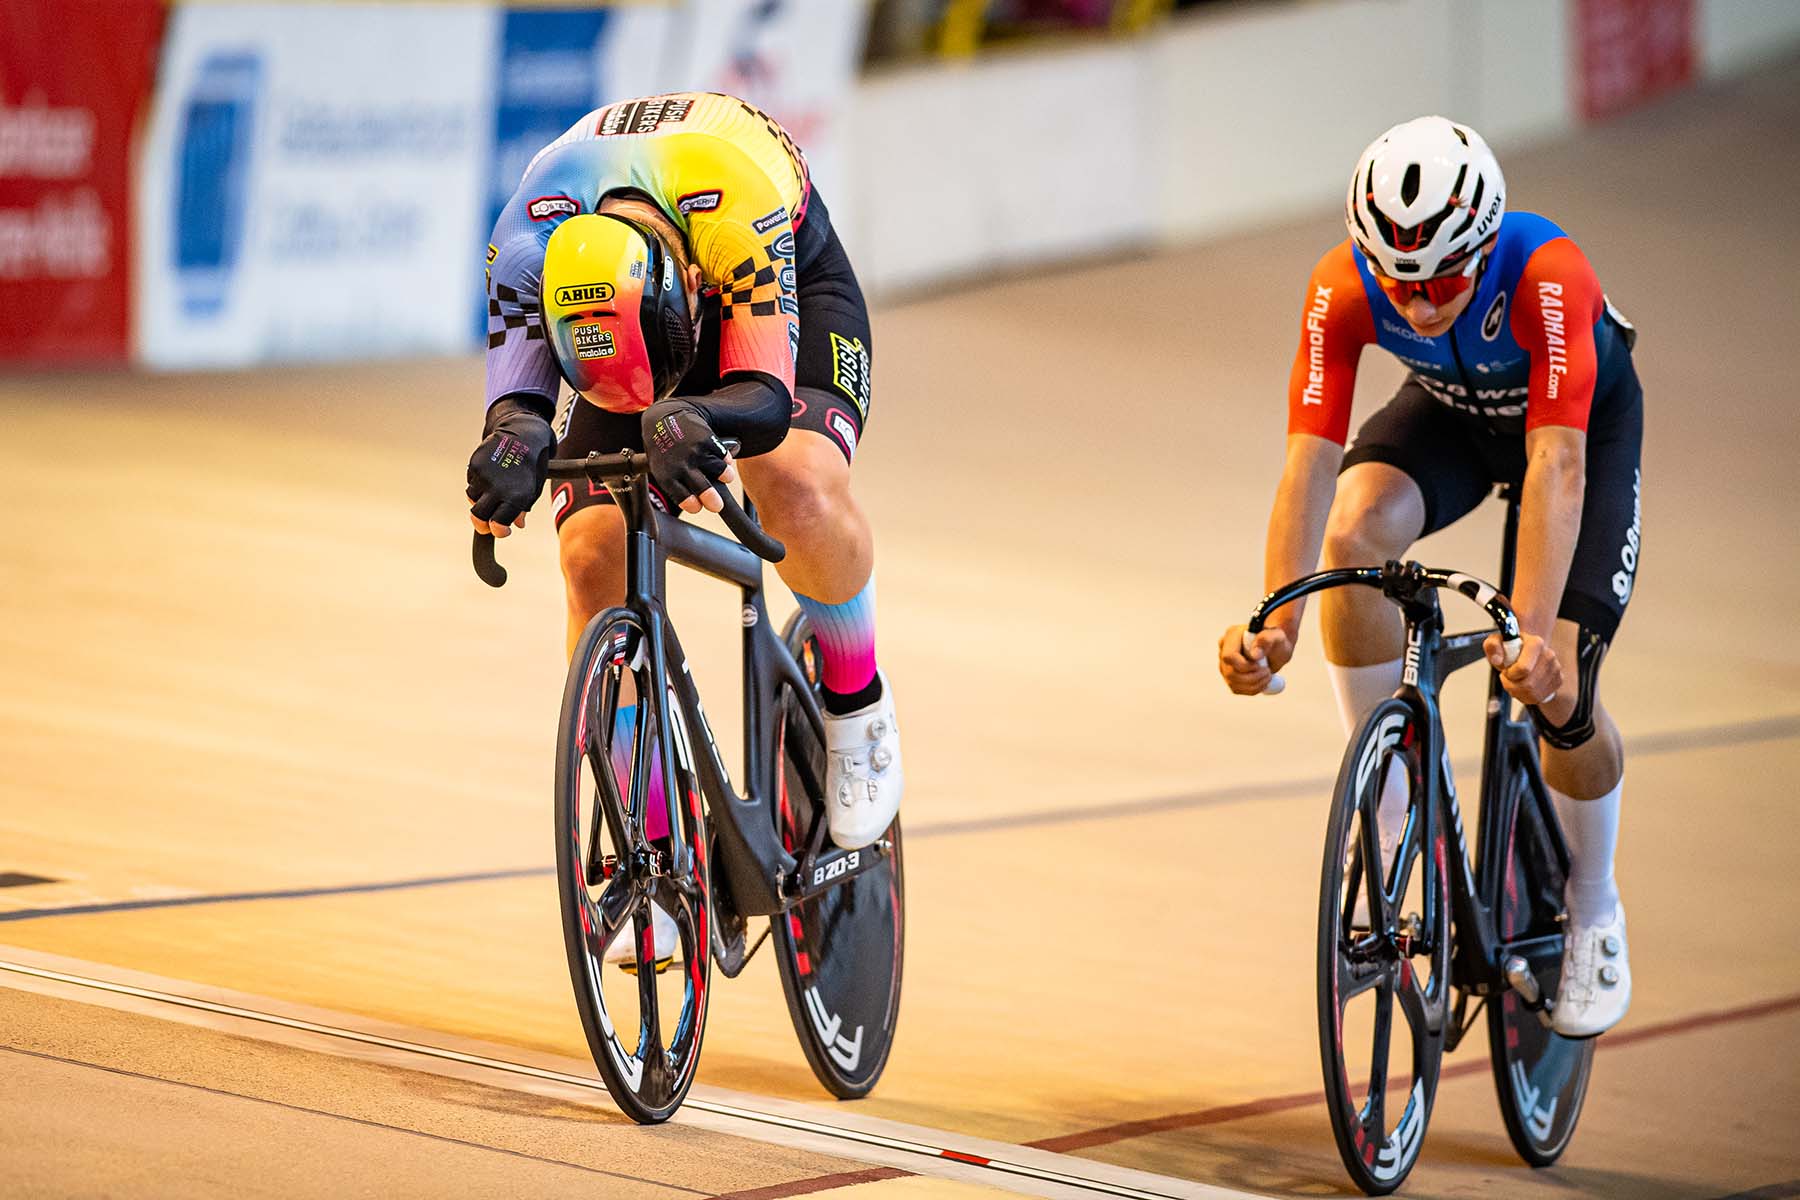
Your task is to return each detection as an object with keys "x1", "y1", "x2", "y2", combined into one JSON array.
[
  {"x1": 1504, "y1": 956, "x2": 1557, "y2": 1028},
  {"x1": 786, "y1": 838, "x2": 893, "y2": 904}
]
